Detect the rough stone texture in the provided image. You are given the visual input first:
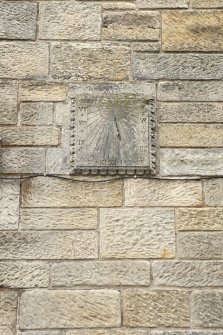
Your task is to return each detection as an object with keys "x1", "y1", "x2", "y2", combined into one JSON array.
[
  {"x1": 20, "y1": 208, "x2": 98, "y2": 230},
  {"x1": 52, "y1": 43, "x2": 130, "y2": 81},
  {"x1": 191, "y1": 291, "x2": 223, "y2": 327},
  {"x1": 132, "y1": 42, "x2": 160, "y2": 52},
  {"x1": 0, "y1": 231, "x2": 98, "y2": 259},
  {"x1": 0, "y1": 181, "x2": 20, "y2": 230},
  {"x1": 0, "y1": 148, "x2": 45, "y2": 173},
  {"x1": 0, "y1": 42, "x2": 48, "y2": 79},
  {"x1": 192, "y1": 0, "x2": 223, "y2": 8},
  {"x1": 20, "y1": 102, "x2": 53, "y2": 125},
  {"x1": 137, "y1": 0, "x2": 189, "y2": 8},
  {"x1": 21, "y1": 177, "x2": 122, "y2": 207},
  {"x1": 0, "y1": 262, "x2": 49, "y2": 288},
  {"x1": 159, "y1": 124, "x2": 223, "y2": 147},
  {"x1": 204, "y1": 179, "x2": 223, "y2": 206},
  {"x1": 39, "y1": 2, "x2": 101, "y2": 40},
  {"x1": 158, "y1": 81, "x2": 223, "y2": 101},
  {"x1": 0, "y1": 291, "x2": 17, "y2": 335},
  {"x1": 0, "y1": 2, "x2": 37, "y2": 40},
  {"x1": 19, "y1": 331, "x2": 147, "y2": 335},
  {"x1": 102, "y1": 11, "x2": 160, "y2": 41},
  {"x1": 0, "y1": 81, "x2": 18, "y2": 125},
  {"x1": 20, "y1": 83, "x2": 67, "y2": 101},
  {"x1": 153, "y1": 261, "x2": 223, "y2": 287},
  {"x1": 163, "y1": 11, "x2": 223, "y2": 51},
  {"x1": 176, "y1": 208, "x2": 223, "y2": 231},
  {"x1": 20, "y1": 290, "x2": 121, "y2": 329},
  {"x1": 123, "y1": 289, "x2": 189, "y2": 327},
  {"x1": 51, "y1": 261, "x2": 150, "y2": 287},
  {"x1": 0, "y1": 126, "x2": 59, "y2": 146},
  {"x1": 125, "y1": 179, "x2": 202, "y2": 207},
  {"x1": 151, "y1": 332, "x2": 223, "y2": 335},
  {"x1": 160, "y1": 149, "x2": 223, "y2": 176},
  {"x1": 100, "y1": 208, "x2": 175, "y2": 259},
  {"x1": 158, "y1": 102, "x2": 223, "y2": 123},
  {"x1": 133, "y1": 53, "x2": 223, "y2": 80},
  {"x1": 103, "y1": 3, "x2": 137, "y2": 10},
  {"x1": 178, "y1": 232, "x2": 223, "y2": 259}
]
